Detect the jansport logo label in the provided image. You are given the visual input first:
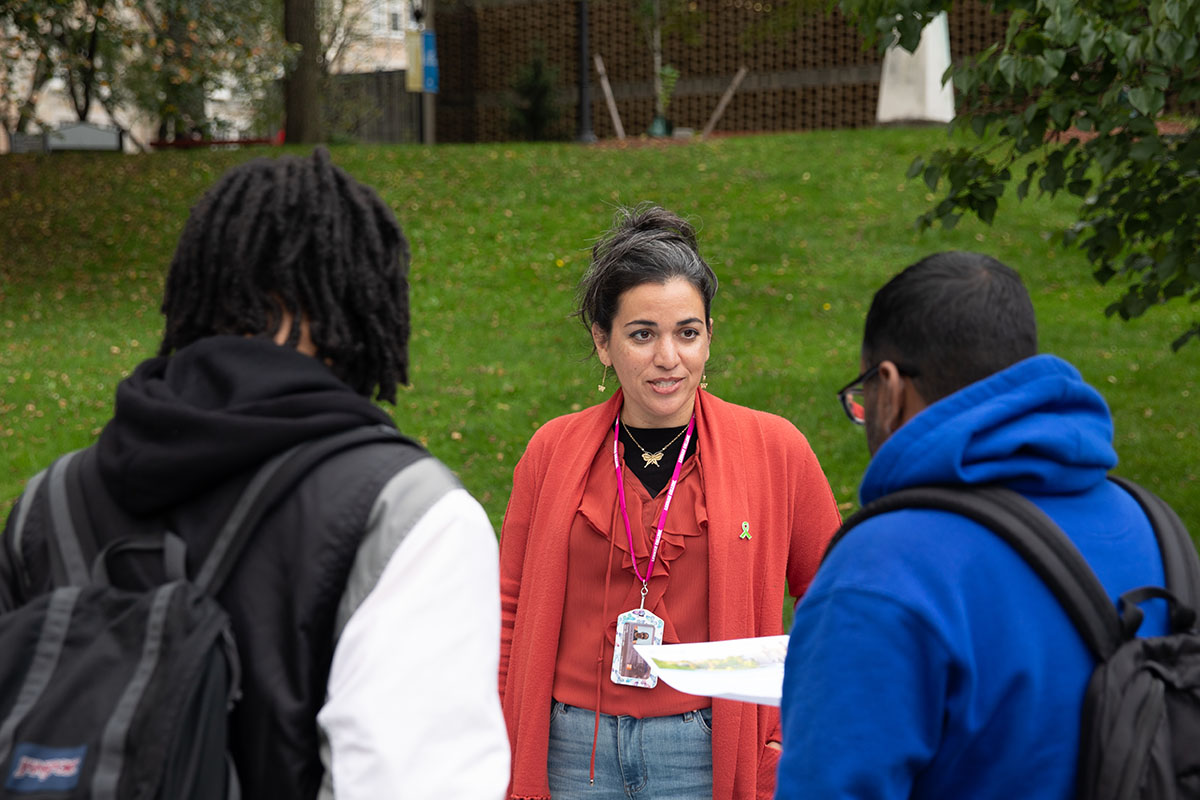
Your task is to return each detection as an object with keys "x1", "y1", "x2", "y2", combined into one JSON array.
[
  {"x1": 6, "y1": 744, "x2": 86, "y2": 793},
  {"x1": 14, "y1": 756, "x2": 80, "y2": 780}
]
